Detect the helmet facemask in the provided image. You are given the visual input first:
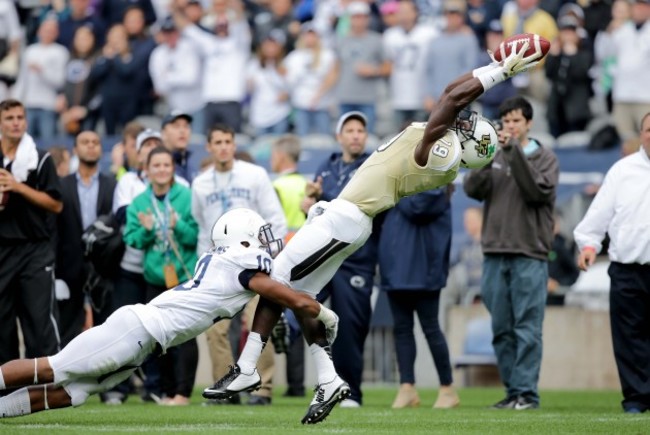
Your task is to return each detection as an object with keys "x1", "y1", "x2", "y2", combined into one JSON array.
[{"x1": 454, "y1": 109, "x2": 498, "y2": 169}]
